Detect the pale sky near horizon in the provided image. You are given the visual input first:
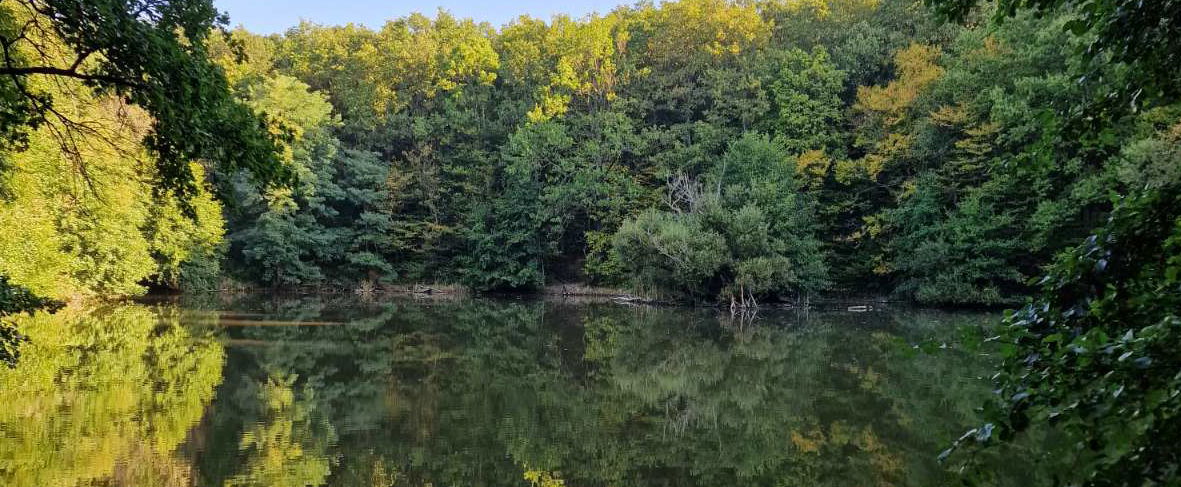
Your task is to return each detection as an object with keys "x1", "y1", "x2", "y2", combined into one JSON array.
[{"x1": 213, "y1": 0, "x2": 628, "y2": 33}]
